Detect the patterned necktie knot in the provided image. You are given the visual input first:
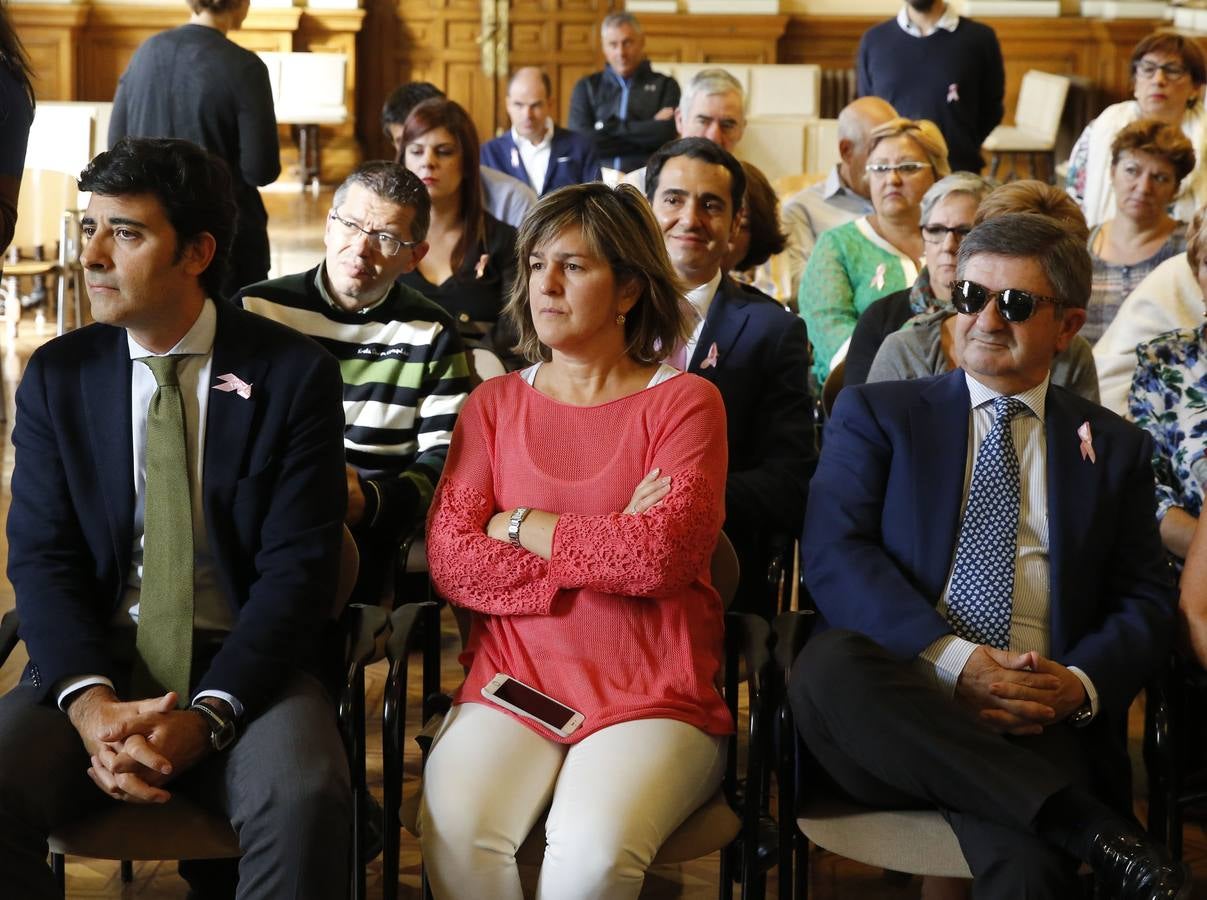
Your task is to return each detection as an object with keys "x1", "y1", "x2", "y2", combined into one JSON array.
[
  {"x1": 993, "y1": 396, "x2": 1026, "y2": 426},
  {"x1": 141, "y1": 355, "x2": 181, "y2": 388}
]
